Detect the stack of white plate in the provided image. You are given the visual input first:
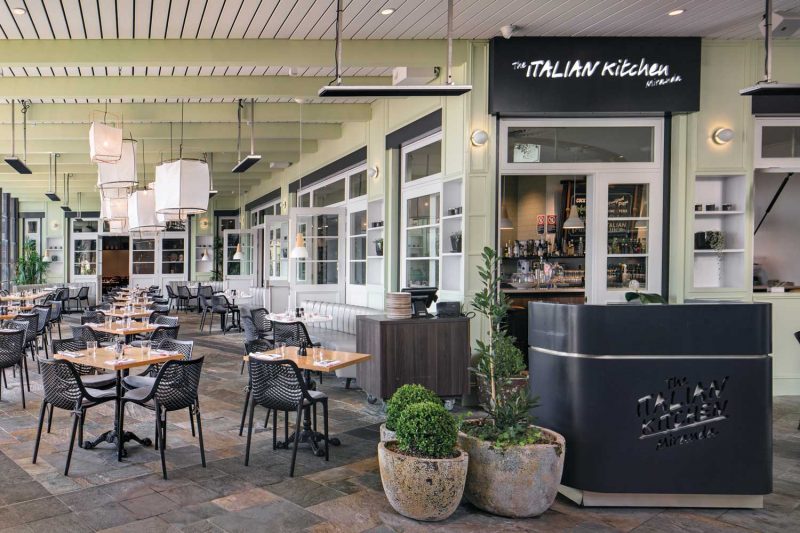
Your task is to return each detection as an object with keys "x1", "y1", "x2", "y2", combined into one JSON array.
[{"x1": 385, "y1": 292, "x2": 412, "y2": 319}]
